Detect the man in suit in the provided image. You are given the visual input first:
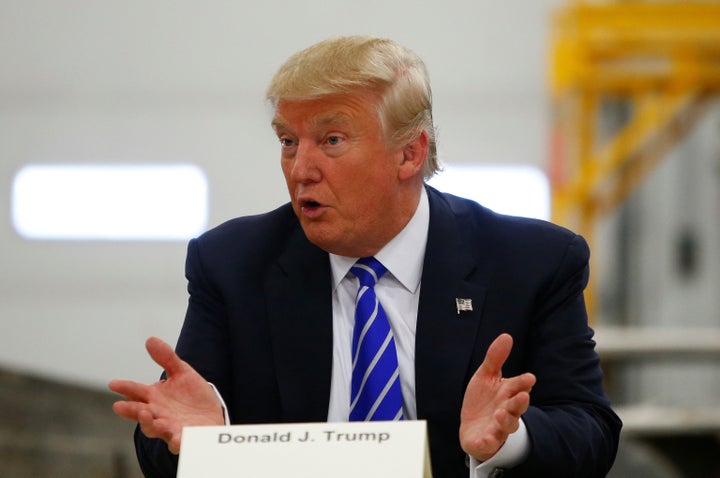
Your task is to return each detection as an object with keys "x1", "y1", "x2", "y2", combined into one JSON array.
[{"x1": 110, "y1": 36, "x2": 621, "y2": 477}]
